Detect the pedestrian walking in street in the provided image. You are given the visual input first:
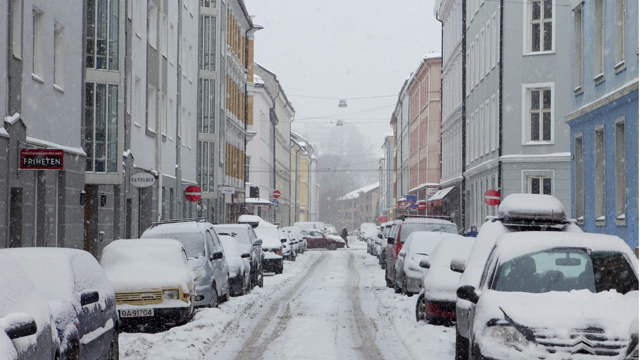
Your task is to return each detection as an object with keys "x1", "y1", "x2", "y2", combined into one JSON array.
[
  {"x1": 341, "y1": 228, "x2": 349, "y2": 248},
  {"x1": 465, "y1": 225, "x2": 478, "y2": 237}
]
